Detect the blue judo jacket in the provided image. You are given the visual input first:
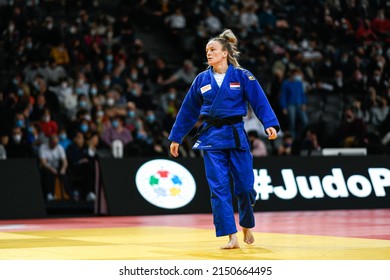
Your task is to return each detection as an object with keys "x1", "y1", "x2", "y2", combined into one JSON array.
[{"x1": 168, "y1": 65, "x2": 280, "y2": 150}]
